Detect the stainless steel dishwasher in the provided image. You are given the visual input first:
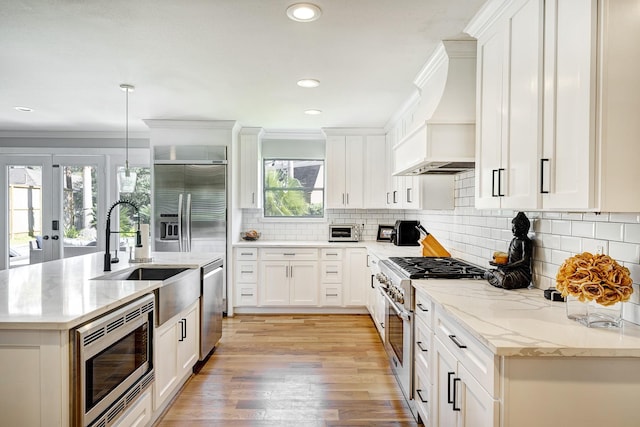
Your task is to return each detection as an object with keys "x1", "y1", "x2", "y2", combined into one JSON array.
[{"x1": 200, "y1": 258, "x2": 224, "y2": 361}]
